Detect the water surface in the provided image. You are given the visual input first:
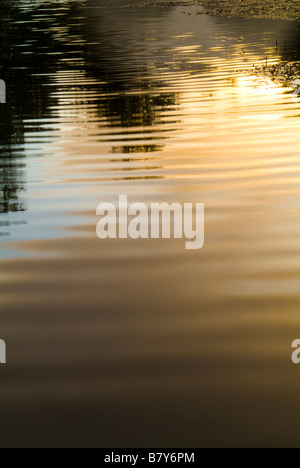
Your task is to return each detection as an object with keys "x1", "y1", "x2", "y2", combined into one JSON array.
[{"x1": 0, "y1": 0, "x2": 300, "y2": 448}]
